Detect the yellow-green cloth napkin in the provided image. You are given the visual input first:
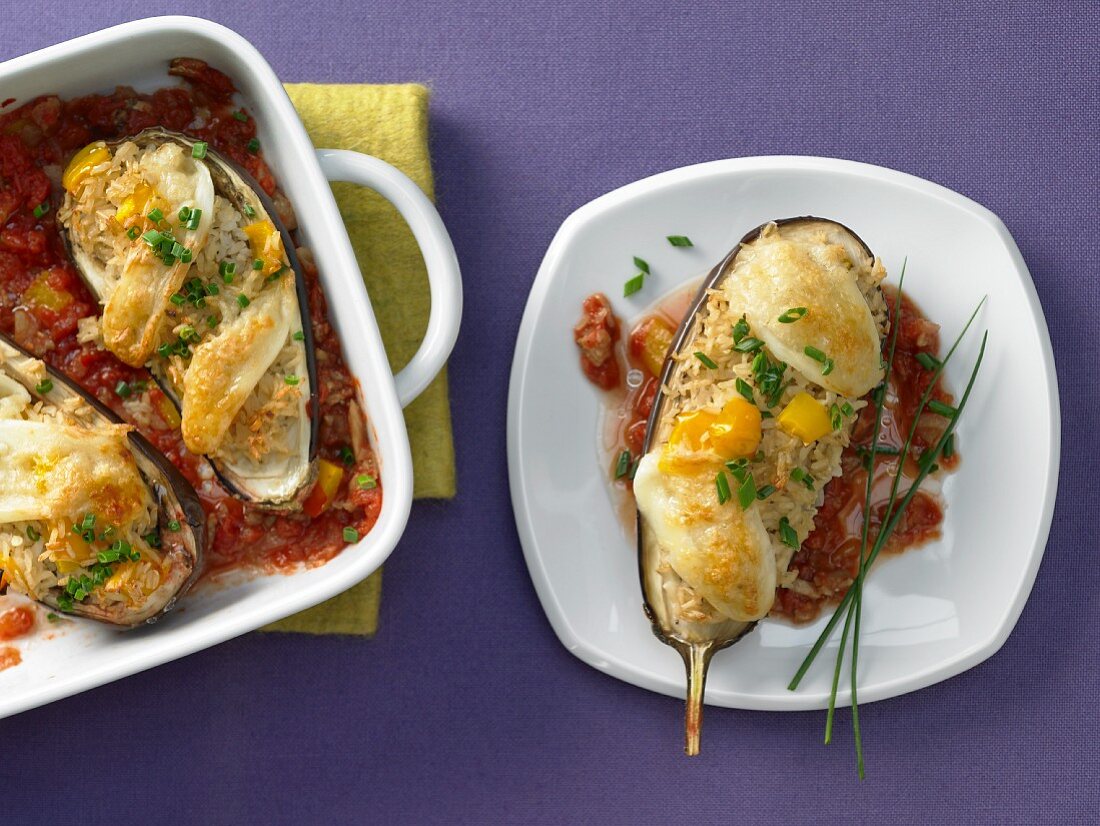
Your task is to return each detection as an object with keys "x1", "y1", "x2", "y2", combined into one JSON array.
[{"x1": 262, "y1": 83, "x2": 456, "y2": 636}]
